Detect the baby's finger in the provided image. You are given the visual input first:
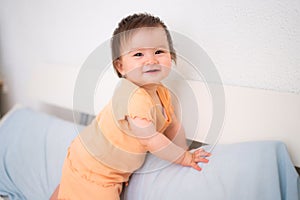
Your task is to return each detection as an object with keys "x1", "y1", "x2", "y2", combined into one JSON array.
[
  {"x1": 199, "y1": 151, "x2": 211, "y2": 157},
  {"x1": 193, "y1": 148, "x2": 205, "y2": 156},
  {"x1": 194, "y1": 156, "x2": 209, "y2": 163},
  {"x1": 194, "y1": 149, "x2": 211, "y2": 158},
  {"x1": 191, "y1": 162, "x2": 202, "y2": 171}
]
